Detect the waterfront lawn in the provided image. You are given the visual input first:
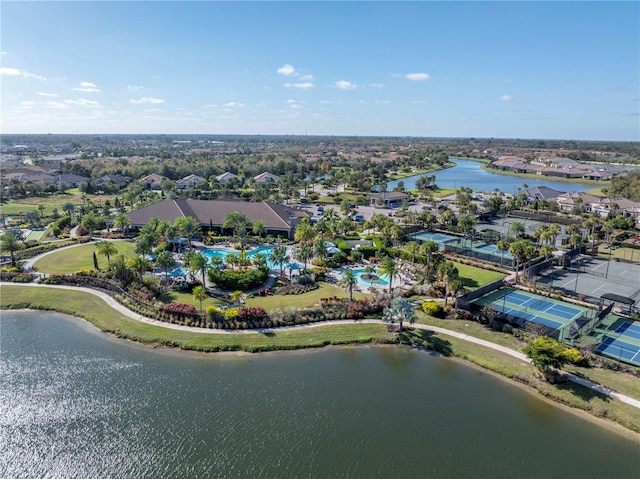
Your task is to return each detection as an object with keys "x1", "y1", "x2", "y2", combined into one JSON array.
[
  {"x1": 452, "y1": 261, "x2": 505, "y2": 290},
  {"x1": 244, "y1": 282, "x2": 370, "y2": 312},
  {"x1": 33, "y1": 241, "x2": 136, "y2": 274},
  {"x1": 0, "y1": 286, "x2": 393, "y2": 352}
]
